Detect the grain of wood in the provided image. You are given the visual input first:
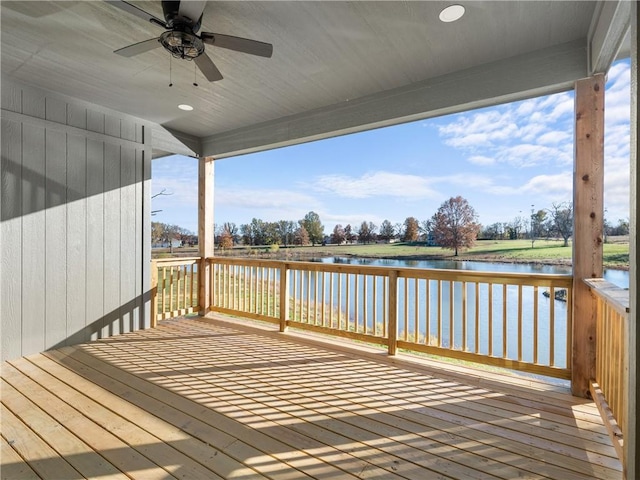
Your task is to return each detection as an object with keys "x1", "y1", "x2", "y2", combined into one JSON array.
[
  {"x1": 1, "y1": 317, "x2": 622, "y2": 480},
  {"x1": 2, "y1": 379, "x2": 128, "y2": 480},
  {"x1": 1, "y1": 405, "x2": 81, "y2": 479},
  {"x1": 1, "y1": 436, "x2": 40, "y2": 480}
]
